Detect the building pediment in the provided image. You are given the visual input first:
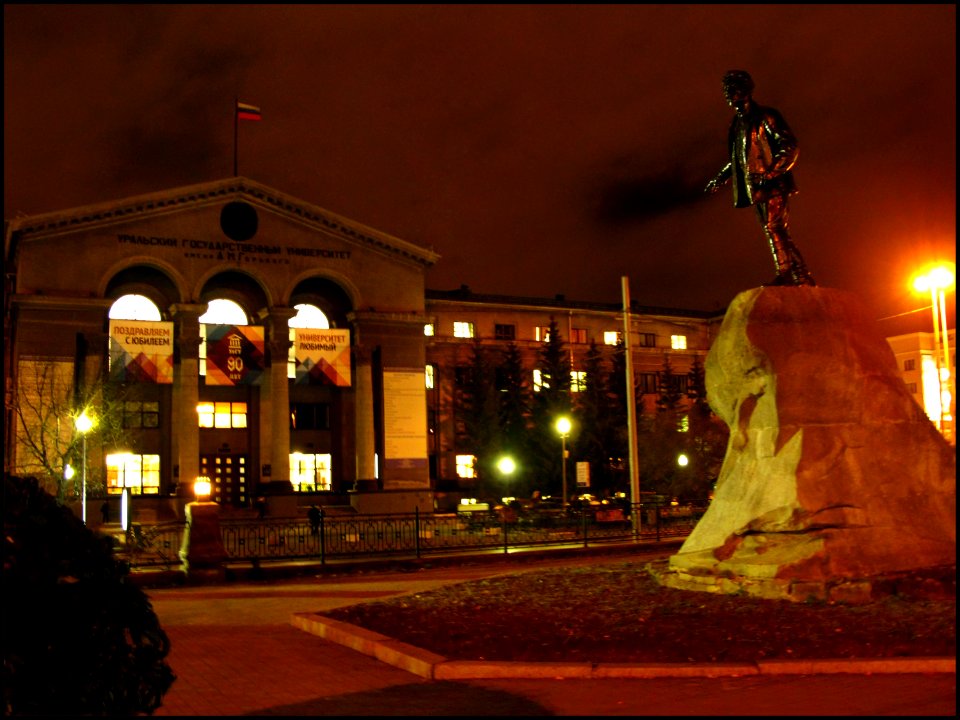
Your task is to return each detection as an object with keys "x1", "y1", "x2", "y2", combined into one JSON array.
[{"x1": 6, "y1": 177, "x2": 440, "y2": 269}]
